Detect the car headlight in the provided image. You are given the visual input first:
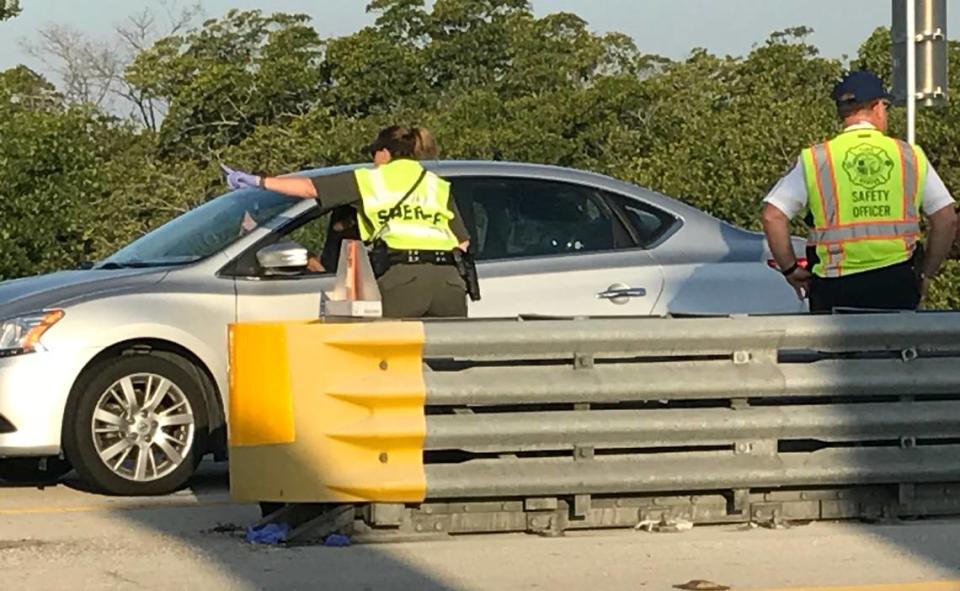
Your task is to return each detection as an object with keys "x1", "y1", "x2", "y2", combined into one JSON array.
[{"x1": 0, "y1": 310, "x2": 65, "y2": 356}]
